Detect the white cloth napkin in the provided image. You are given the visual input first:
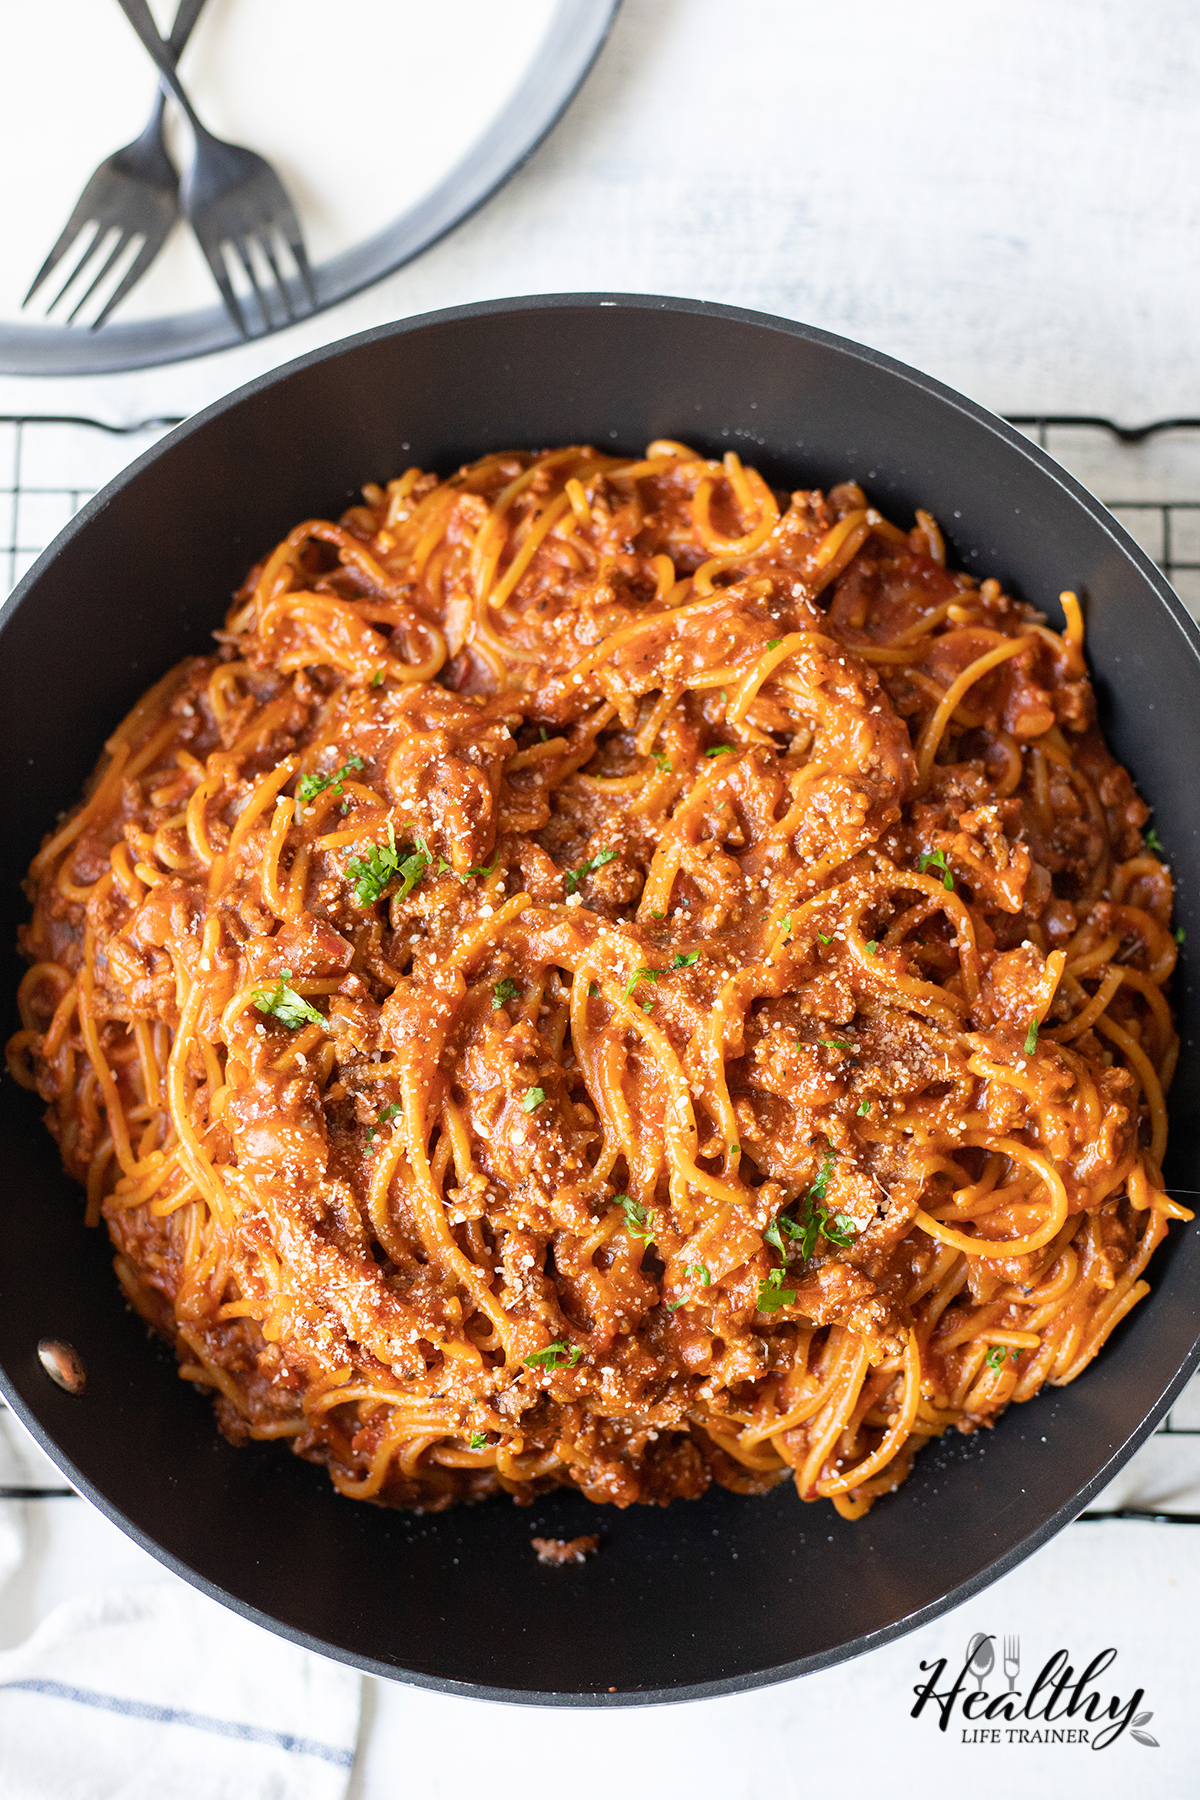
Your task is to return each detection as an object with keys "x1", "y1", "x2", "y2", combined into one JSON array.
[{"x1": 0, "y1": 1582, "x2": 361, "y2": 1800}]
